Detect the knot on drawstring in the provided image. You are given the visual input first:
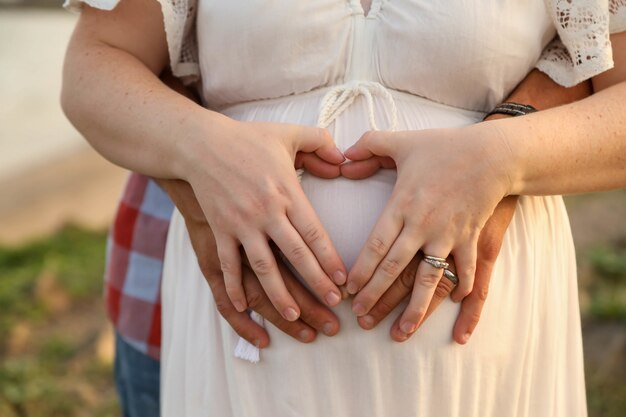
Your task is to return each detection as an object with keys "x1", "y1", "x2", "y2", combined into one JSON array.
[{"x1": 316, "y1": 80, "x2": 398, "y2": 131}]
